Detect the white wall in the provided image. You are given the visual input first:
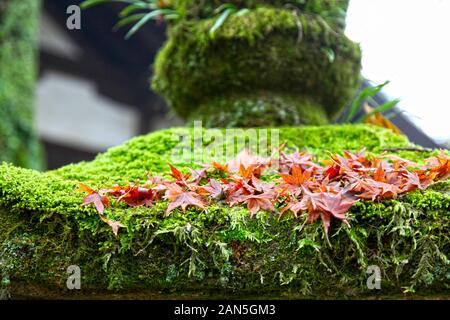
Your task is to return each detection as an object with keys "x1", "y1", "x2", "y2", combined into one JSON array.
[
  {"x1": 36, "y1": 71, "x2": 140, "y2": 152},
  {"x1": 346, "y1": 0, "x2": 450, "y2": 143}
]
